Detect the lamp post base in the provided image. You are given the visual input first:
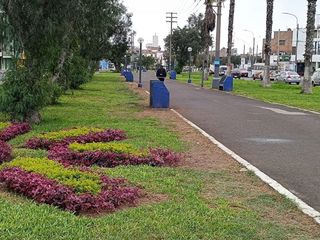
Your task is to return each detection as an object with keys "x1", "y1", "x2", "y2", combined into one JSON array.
[
  {"x1": 187, "y1": 79, "x2": 192, "y2": 84},
  {"x1": 138, "y1": 83, "x2": 142, "y2": 88},
  {"x1": 212, "y1": 78, "x2": 220, "y2": 89}
]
